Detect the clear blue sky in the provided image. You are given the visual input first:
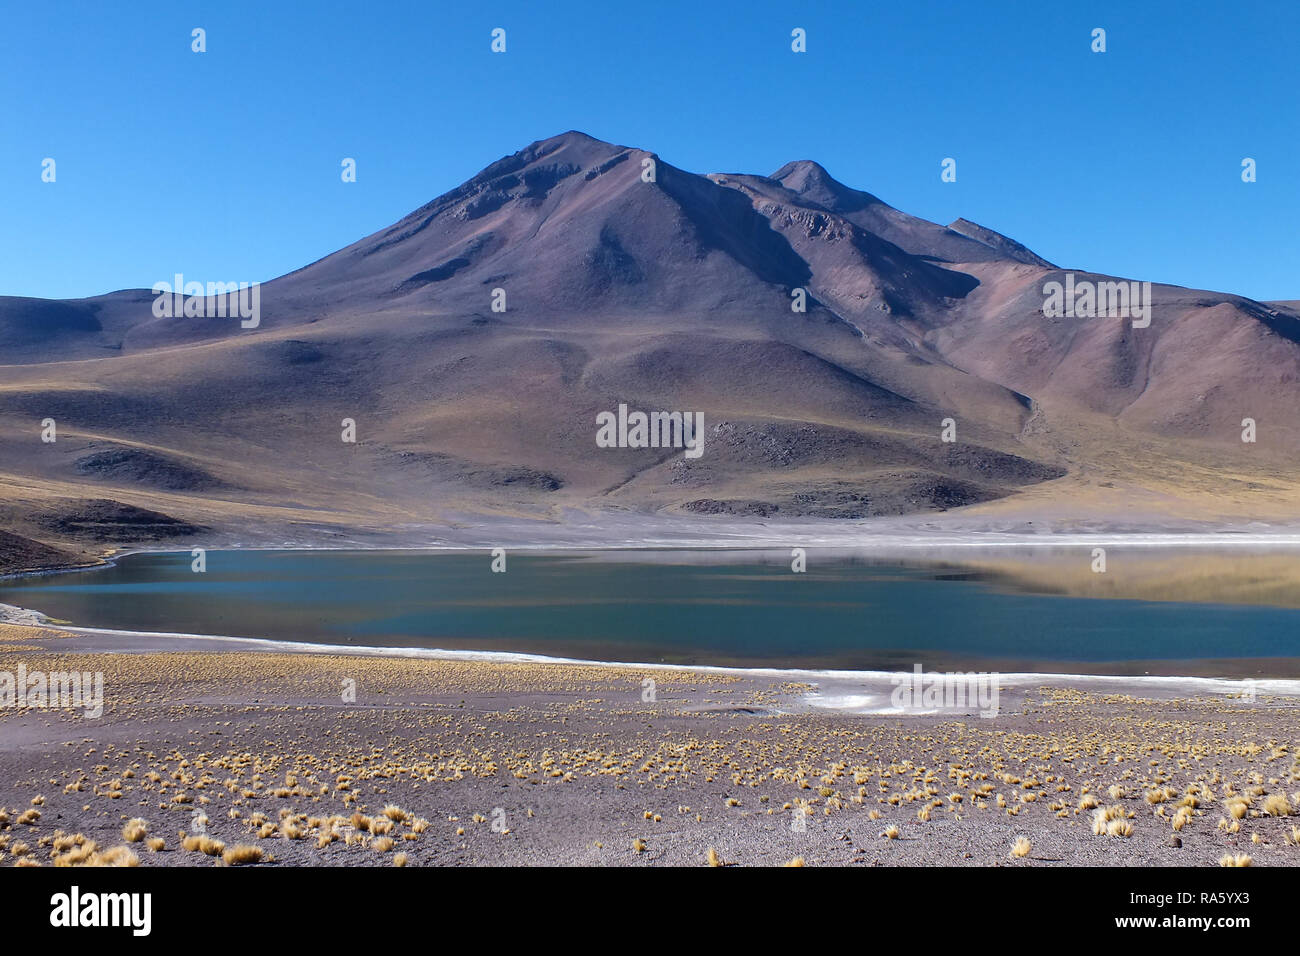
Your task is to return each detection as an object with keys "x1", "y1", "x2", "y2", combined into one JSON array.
[{"x1": 3, "y1": 0, "x2": 1296, "y2": 302}]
